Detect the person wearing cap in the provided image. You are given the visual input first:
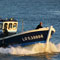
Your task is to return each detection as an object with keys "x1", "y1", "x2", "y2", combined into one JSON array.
[{"x1": 36, "y1": 22, "x2": 43, "y2": 29}]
